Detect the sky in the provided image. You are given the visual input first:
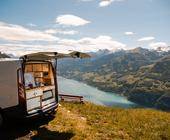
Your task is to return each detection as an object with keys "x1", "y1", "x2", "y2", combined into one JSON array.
[{"x1": 0, "y1": 0, "x2": 170, "y2": 56}]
